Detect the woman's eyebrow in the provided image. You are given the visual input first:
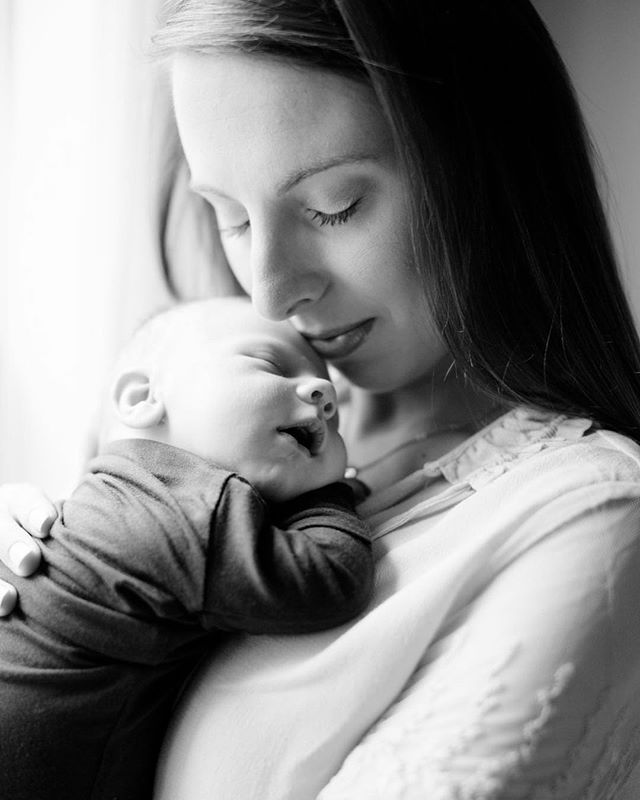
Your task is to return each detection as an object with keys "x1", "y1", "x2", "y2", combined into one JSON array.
[
  {"x1": 189, "y1": 152, "x2": 379, "y2": 199},
  {"x1": 277, "y1": 152, "x2": 379, "y2": 194}
]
